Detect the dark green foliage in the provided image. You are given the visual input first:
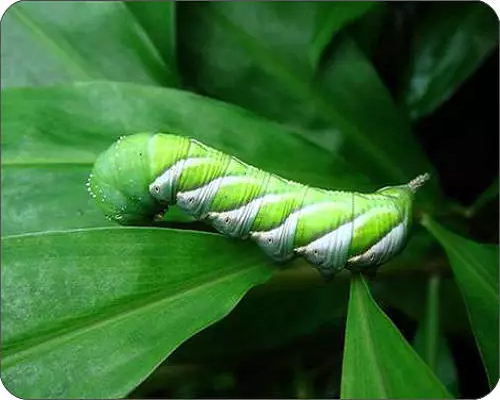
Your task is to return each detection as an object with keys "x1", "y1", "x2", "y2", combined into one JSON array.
[{"x1": 1, "y1": 2, "x2": 498, "y2": 398}]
